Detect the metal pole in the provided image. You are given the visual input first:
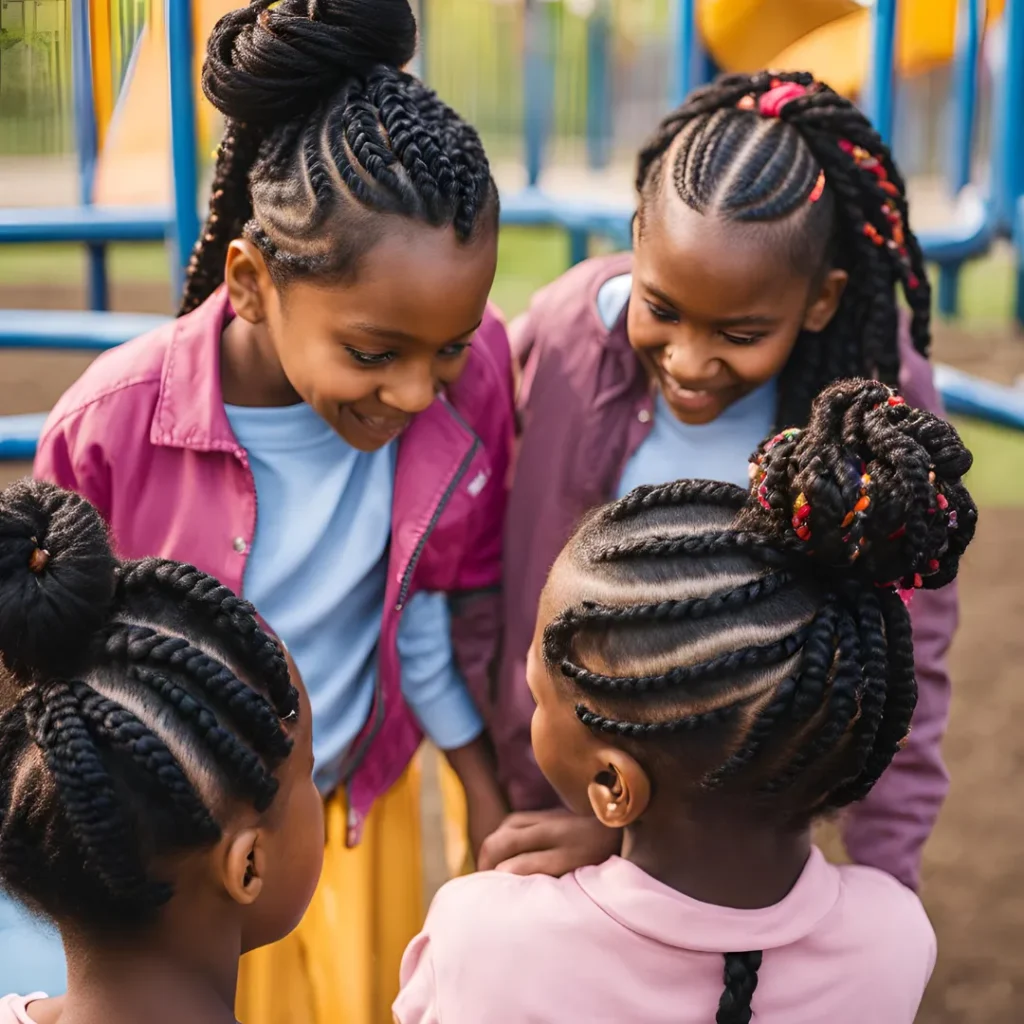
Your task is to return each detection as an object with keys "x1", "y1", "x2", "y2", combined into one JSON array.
[
  {"x1": 671, "y1": 0, "x2": 698, "y2": 108},
  {"x1": 585, "y1": 0, "x2": 611, "y2": 171},
  {"x1": 168, "y1": 0, "x2": 199, "y2": 300},
  {"x1": 523, "y1": 0, "x2": 553, "y2": 189},
  {"x1": 865, "y1": 0, "x2": 897, "y2": 143},
  {"x1": 71, "y1": 0, "x2": 108, "y2": 311}
]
